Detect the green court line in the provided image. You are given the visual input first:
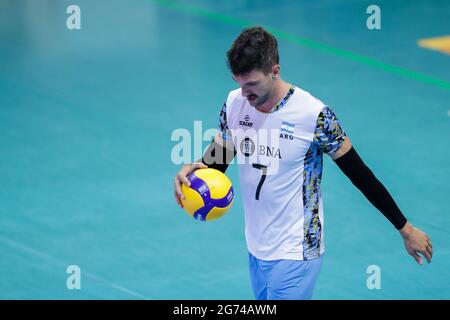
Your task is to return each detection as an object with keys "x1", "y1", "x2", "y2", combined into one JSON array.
[{"x1": 150, "y1": 0, "x2": 450, "y2": 91}]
